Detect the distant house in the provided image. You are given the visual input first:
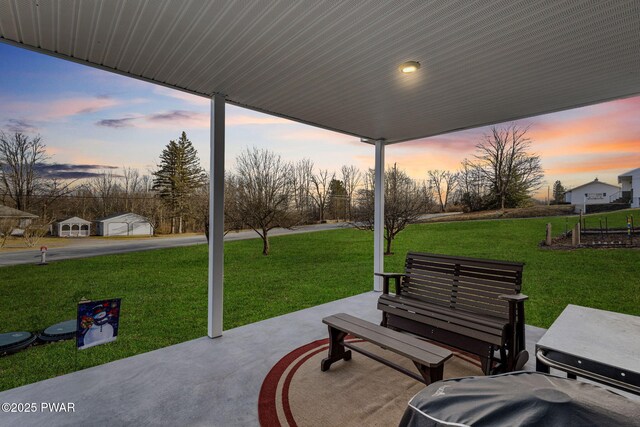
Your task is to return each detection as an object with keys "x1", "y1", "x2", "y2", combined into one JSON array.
[
  {"x1": 0, "y1": 205, "x2": 38, "y2": 233},
  {"x1": 618, "y1": 168, "x2": 640, "y2": 208},
  {"x1": 54, "y1": 216, "x2": 91, "y2": 237},
  {"x1": 95, "y1": 213, "x2": 154, "y2": 237},
  {"x1": 563, "y1": 178, "x2": 621, "y2": 212}
]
